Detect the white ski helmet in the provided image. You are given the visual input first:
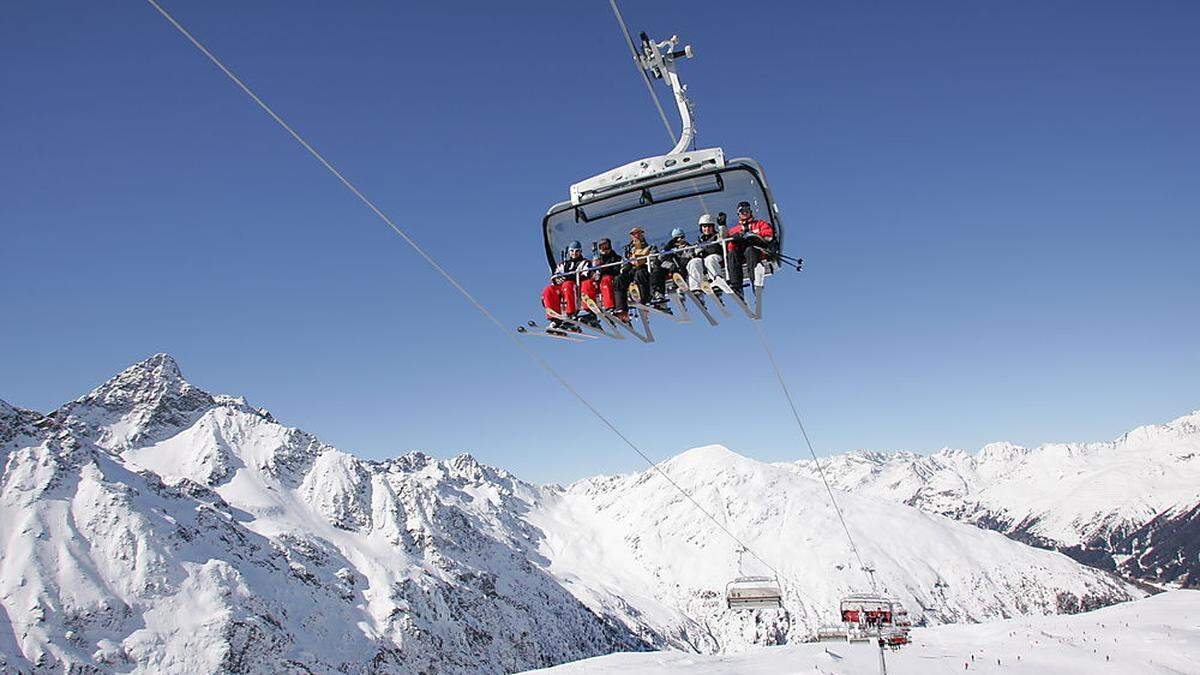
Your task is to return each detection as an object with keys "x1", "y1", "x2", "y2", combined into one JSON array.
[{"x1": 698, "y1": 213, "x2": 717, "y2": 227}]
